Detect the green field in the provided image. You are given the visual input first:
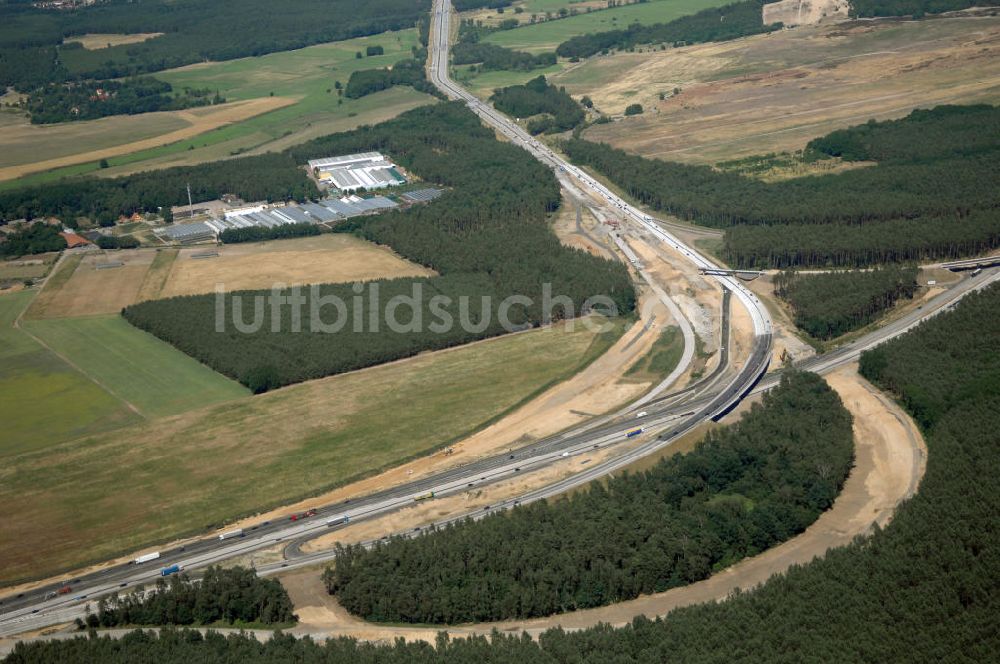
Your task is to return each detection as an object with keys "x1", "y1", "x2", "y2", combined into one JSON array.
[
  {"x1": 623, "y1": 325, "x2": 685, "y2": 382},
  {"x1": 0, "y1": 292, "x2": 139, "y2": 456},
  {"x1": 484, "y1": 0, "x2": 730, "y2": 52},
  {"x1": 0, "y1": 30, "x2": 436, "y2": 190},
  {"x1": 21, "y1": 315, "x2": 248, "y2": 419},
  {"x1": 0, "y1": 316, "x2": 627, "y2": 584}
]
